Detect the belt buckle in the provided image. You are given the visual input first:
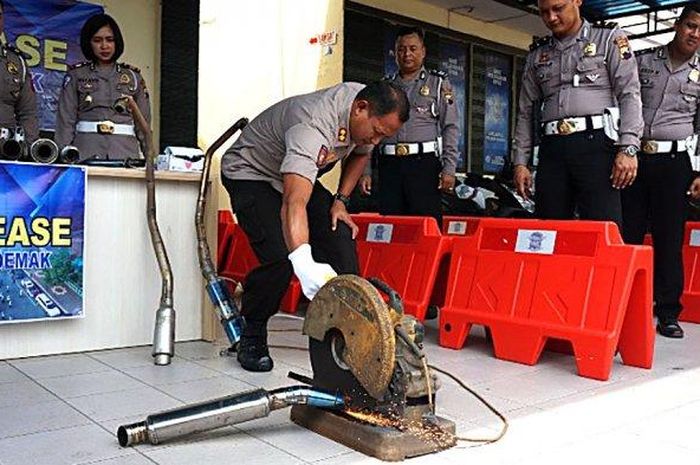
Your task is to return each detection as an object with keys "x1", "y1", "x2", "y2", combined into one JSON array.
[
  {"x1": 642, "y1": 141, "x2": 658, "y2": 154},
  {"x1": 395, "y1": 143, "x2": 410, "y2": 156},
  {"x1": 97, "y1": 121, "x2": 115, "y2": 135},
  {"x1": 556, "y1": 119, "x2": 575, "y2": 135}
]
